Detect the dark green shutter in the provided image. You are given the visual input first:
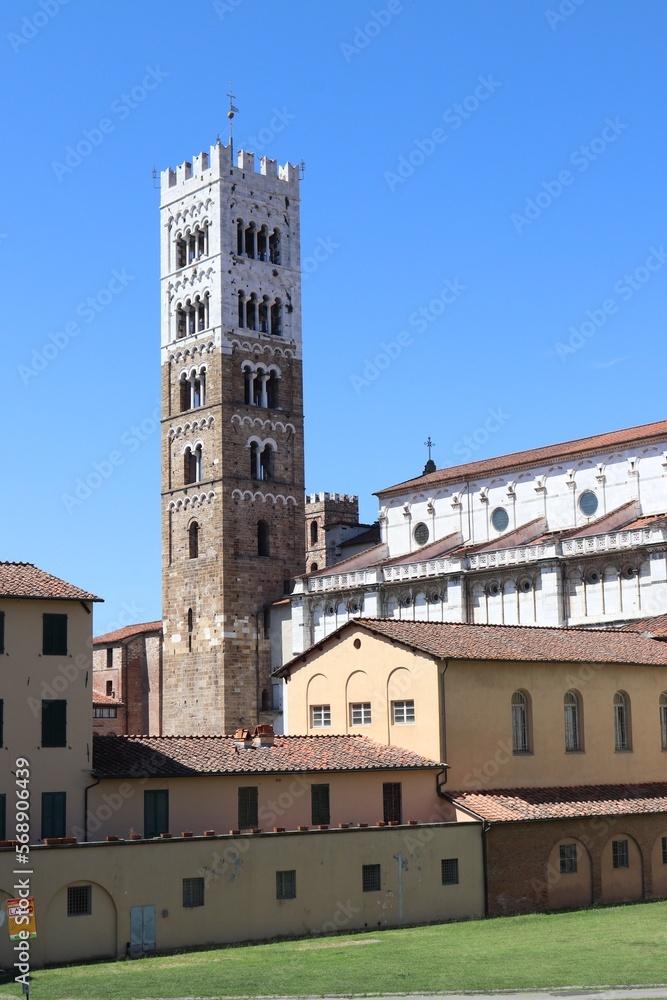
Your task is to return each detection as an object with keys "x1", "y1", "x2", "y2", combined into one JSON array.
[
  {"x1": 42, "y1": 791, "x2": 66, "y2": 838},
  {"x1": 311, "y1": 784, "x2": 330, "y2": 825},
  {"x1": 144, "y1": 790, "x2": 169, "y2": 838},
  {"x1": 238, "y1": 787, "x2": 258, "y2": 828},
  {"x1": 42, "y1": 701, "x2": 67, "y2": 747},
  {"x1": 43, "y1": 614, "x2": 67, "y2": 655}
]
